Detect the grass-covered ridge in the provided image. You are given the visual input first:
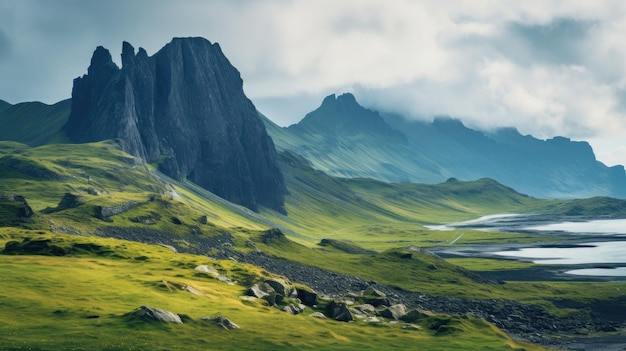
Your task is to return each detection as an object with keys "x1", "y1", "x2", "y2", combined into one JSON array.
[
  {"x1": 0, "y1": 99, "x2": 71, "y2": 146},
  {"x1": 0, "y1": 230, "x2": 545, "y2": 351}
]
